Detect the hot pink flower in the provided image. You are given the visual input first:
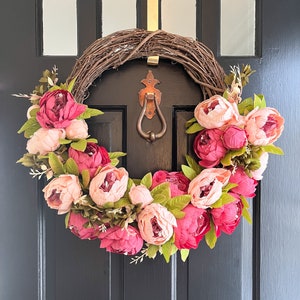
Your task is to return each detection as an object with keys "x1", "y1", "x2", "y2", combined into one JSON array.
[
  {"x1": 26, "y1": 127, "x2": 66, "y2": 155},
  {"x1": 129, "y1": 184, "x2": 153, "y2": 208},
  {"x1": 65, "y1": 119, "x2": 89, "y2": 140},
  {"x1": 174, "y1": 205, "x2": 210, "y2": 250},
  {"x1": 137, "y1": 203, "x2": 177, "y2": 245},
  {"x1": 193, "y1": 129, "x2": 227, "y2": 168},
  {"x1": 36, "y1": 89, "x2": 86, "y2": 129},
  {"x1": 43, "y1": 174, "x2": 82, "y2": 214},
  {"x1": 68, "y1": 142, "x2": 111, "y2": 178},
  {"x1": 99, "y1": 226, "x2": 143, "y2": 255},
  {"x1": 188, "y1": 168, "x2": 231, "y2": 209},
  {"x1": 211, "y1": 193, "x2": 243, "y2": 237},
  {"x1": 229, "y1": 167, "x2": 257, "y2": 197},
  {"x1": 251, "y1": 152, "x2": 269, "y2": 180},
  {"x1": 245, "y1": 107, "x2": 284, "y2": 145},
  {"x1": 222, "y1": 125, "x2": 247, "y2": 150},
  {"x1": 194, "y1": 95, "x2": 241, "y2": 129},
  {"x1": 68, "y1": 212, "x2": 100, "y2": 240},
  {"x1": 151, "y1": 171, "x2": 190, "y2": 197},
  {"x1": 89, "y1": 165, "x2": 128, "y2": 206}
]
